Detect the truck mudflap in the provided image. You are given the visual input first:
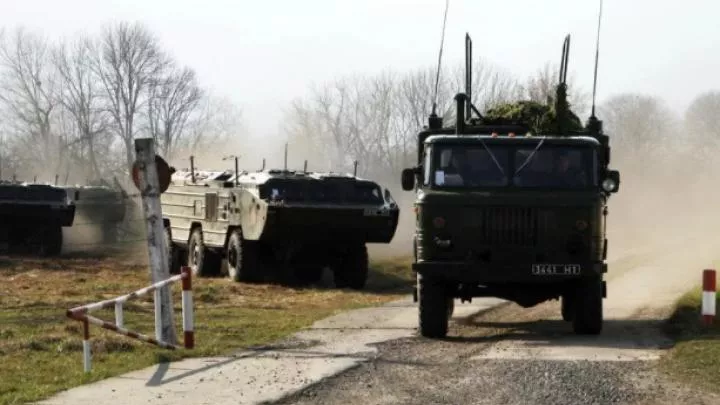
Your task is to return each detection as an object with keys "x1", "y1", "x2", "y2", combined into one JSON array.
[{"x1": 412, "y1": 261, "x2": 607, "y2": 283}]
